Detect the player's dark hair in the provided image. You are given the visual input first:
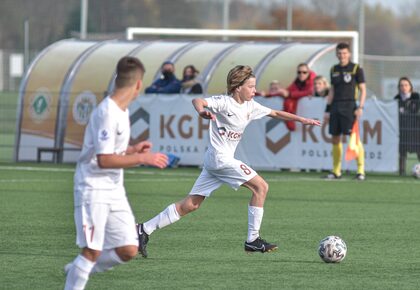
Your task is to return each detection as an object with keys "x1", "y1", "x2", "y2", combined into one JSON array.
[
  {"x1": 115, "y1": 56, "x2": 145, "y2": 89},
  {"x1": 336, "y1": 42, "x2": 351, "y2": 52},
  {"x1": 227, "y1": 65, "x2": 255, "y2": 94},
  {"x1": 398, "y1": 76, "x2": 413, "y2": 93}
]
